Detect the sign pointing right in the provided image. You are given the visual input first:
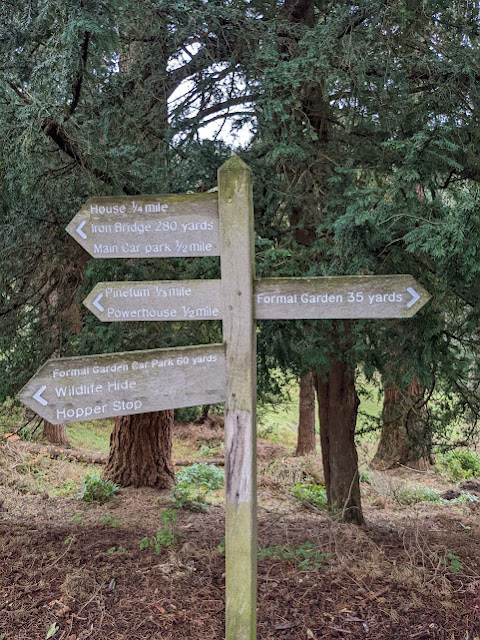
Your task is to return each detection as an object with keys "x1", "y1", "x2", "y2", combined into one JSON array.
[{"x1": 255, "y1": 275, "x2": 431, "y2": 320}]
